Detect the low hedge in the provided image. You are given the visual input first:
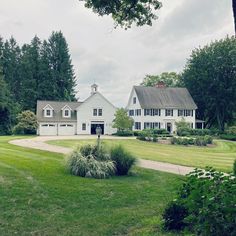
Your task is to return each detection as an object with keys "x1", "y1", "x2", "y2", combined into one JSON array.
[
  {"x1": 171, "y1": 135, "x2": 213, "y2": 146},
  {"x1": 113, "y1": 130, "x2": 134, "y2": 136},
  {"x1": 219, "y1": 134, "x2": 236, "y2": 141}
]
